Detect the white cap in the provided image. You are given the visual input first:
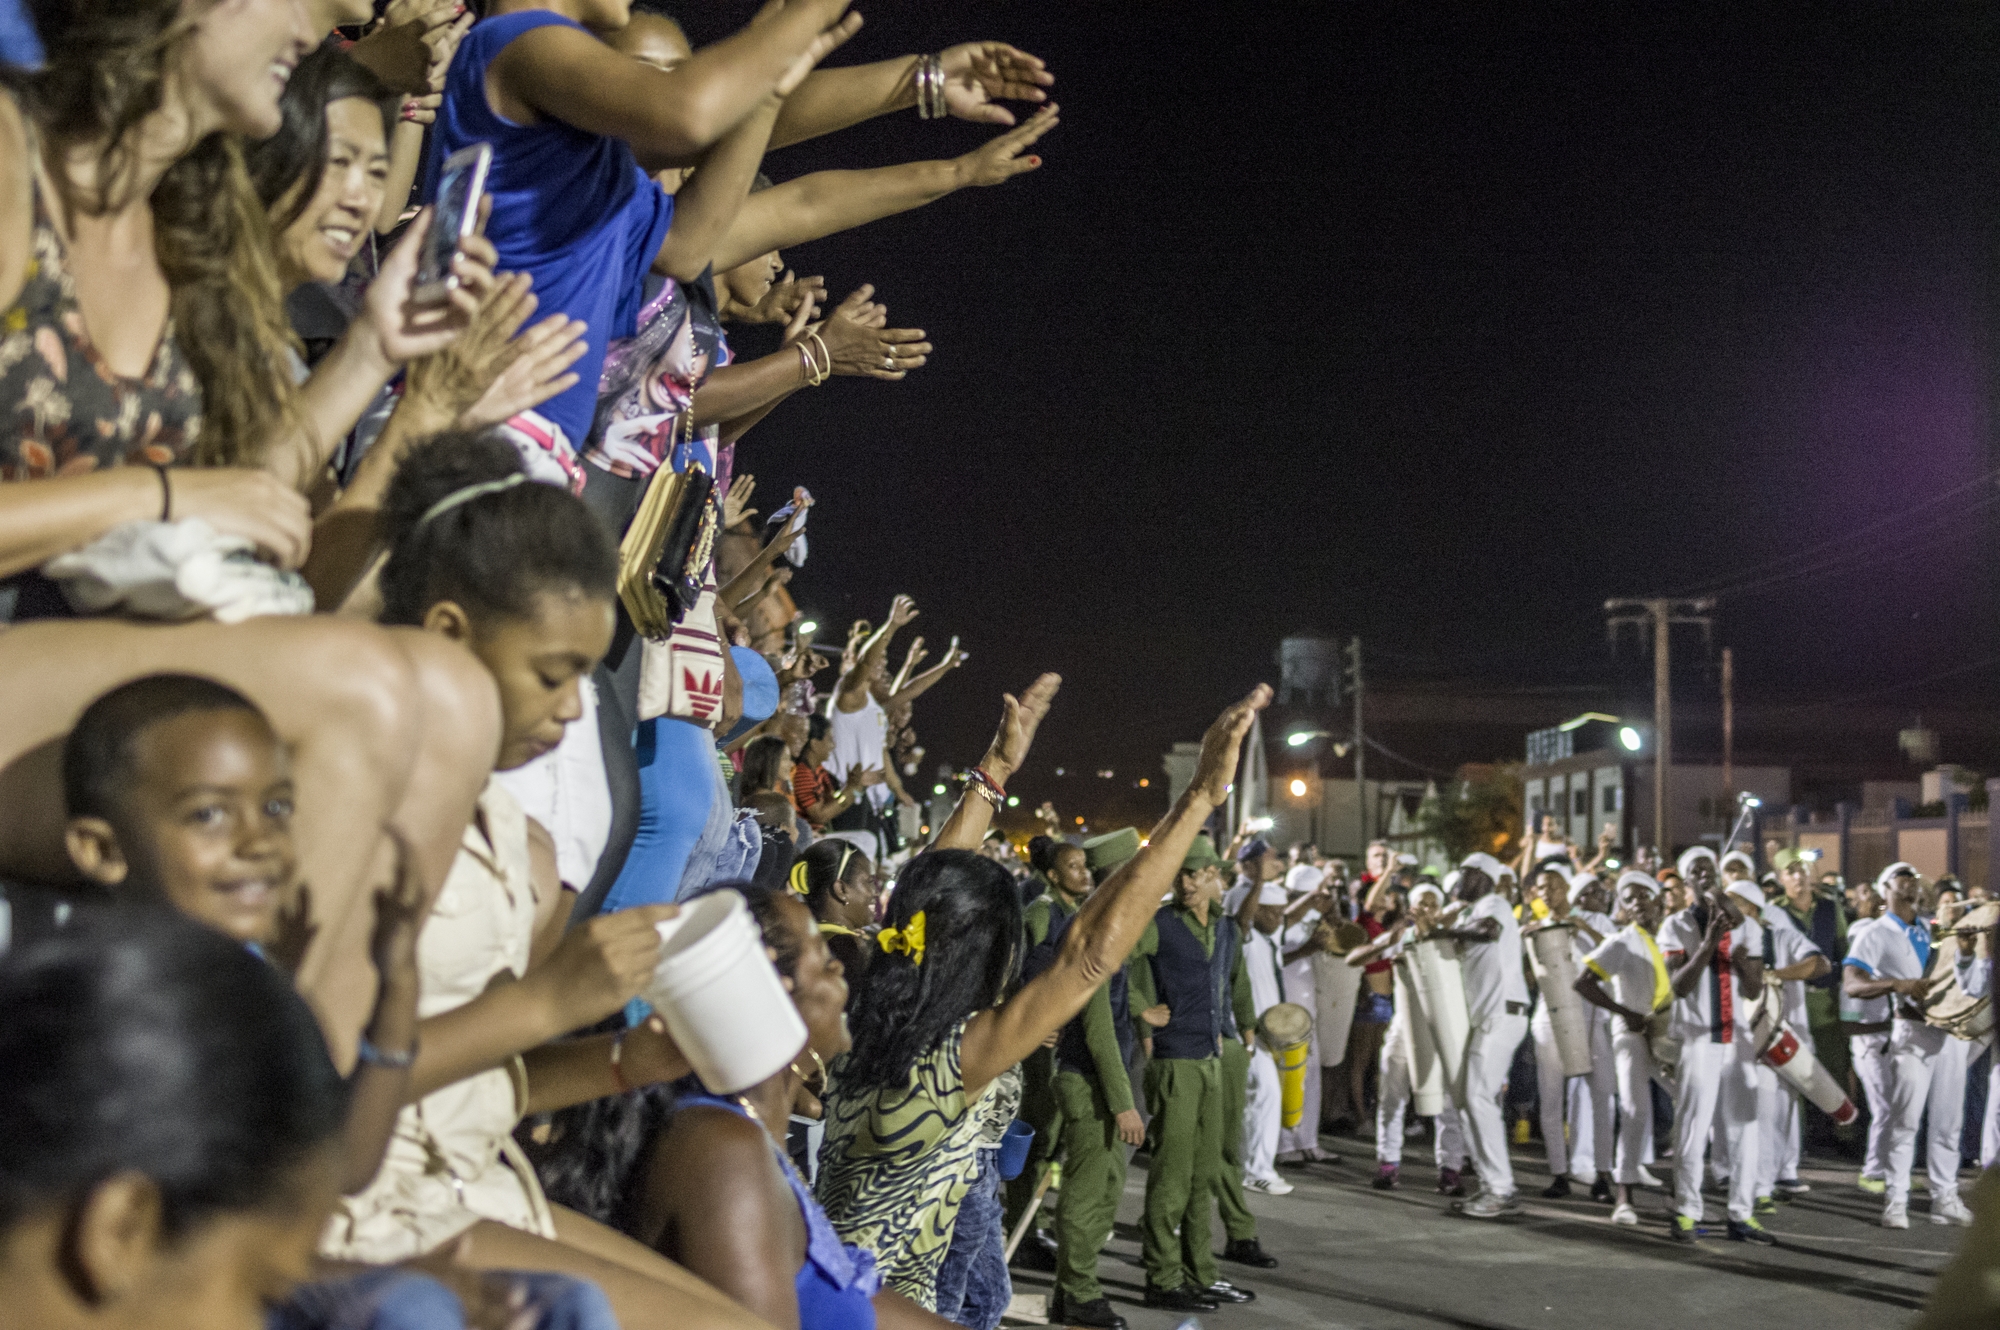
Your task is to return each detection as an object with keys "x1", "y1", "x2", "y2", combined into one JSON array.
[
  {"x1": 1617, "y1": 869, "x2": 1661, "y2": 898},
  {"x1": 1410, "y1": 882, "x2": 1445, "y2": 908},
  {"x1": 1460, "y1": 852, "x2": 1515, "y2": 884},
  {"x1": 1720, "y1": 849, "x2": 1756, "y2": 876},
  {"x1": 1397, "y1": 852, "x2": 1419, "y2": 866},
  {"x1": 1258, "y1": 882, "x2": 1288, "y2": 906},
  {"x1": 1285, "y1": 864, "x2": 1325, "y2": 896},
  {"x1": 1724, "y1": 880, "x2": 1766, "y2": 911},
  {"x1": 1567, "y1": 868, "x2": 1600, "y2": 891},
  {"x1": 1875, "y1": 861, "x2": 1920, "y2": 890},
  {"x1": 1677, "y1": 846, "x2": 1719, "y2": 877},
  {"x1": 1441, "y1": 869, "x2": 1463, "y2": 895}
]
